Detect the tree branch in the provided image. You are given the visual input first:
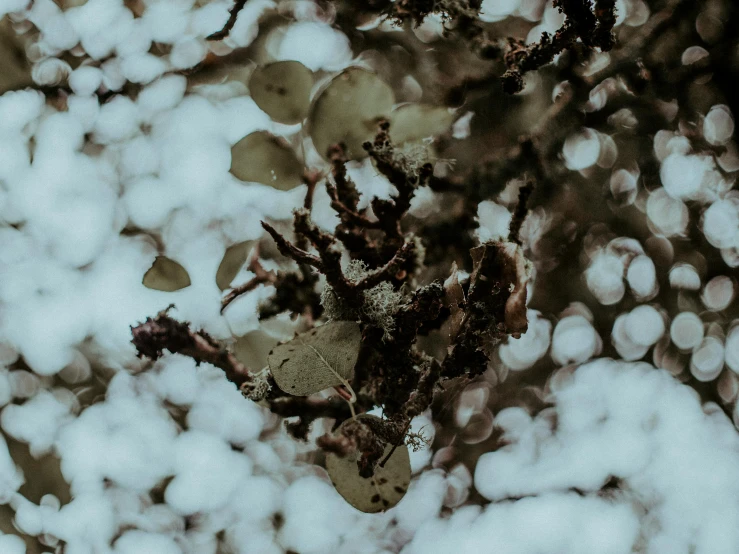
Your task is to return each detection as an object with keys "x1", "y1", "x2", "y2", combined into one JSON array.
[
  {"x1": 131, "y1": 307, "x2": 252, "y2": 388},
  {"x1": 206, "y1": 0, "x2": 248, "y2": 41}
]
